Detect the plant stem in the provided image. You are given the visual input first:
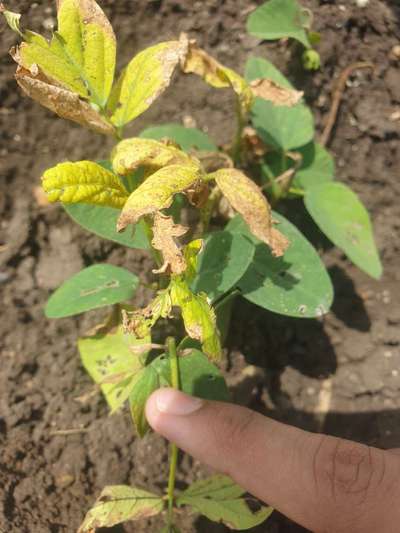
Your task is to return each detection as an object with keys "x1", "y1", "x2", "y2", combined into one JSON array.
[
  {"x1": 288, "y1": 187, "x2": 305, "y2": 197},
  {"x1": 166, "y1": 337, "x2": 179, "y2": 529},
  {"x1": 231, "y1": 97, "x2": 246, "y2": 166}
]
